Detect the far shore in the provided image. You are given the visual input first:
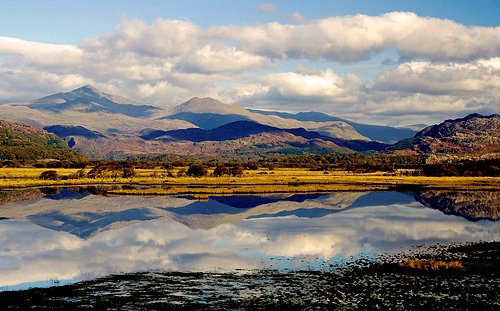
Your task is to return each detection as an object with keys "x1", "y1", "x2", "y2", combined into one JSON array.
[{"x1": 0, "y1": 167, "x2": 498, "y2": 194}]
